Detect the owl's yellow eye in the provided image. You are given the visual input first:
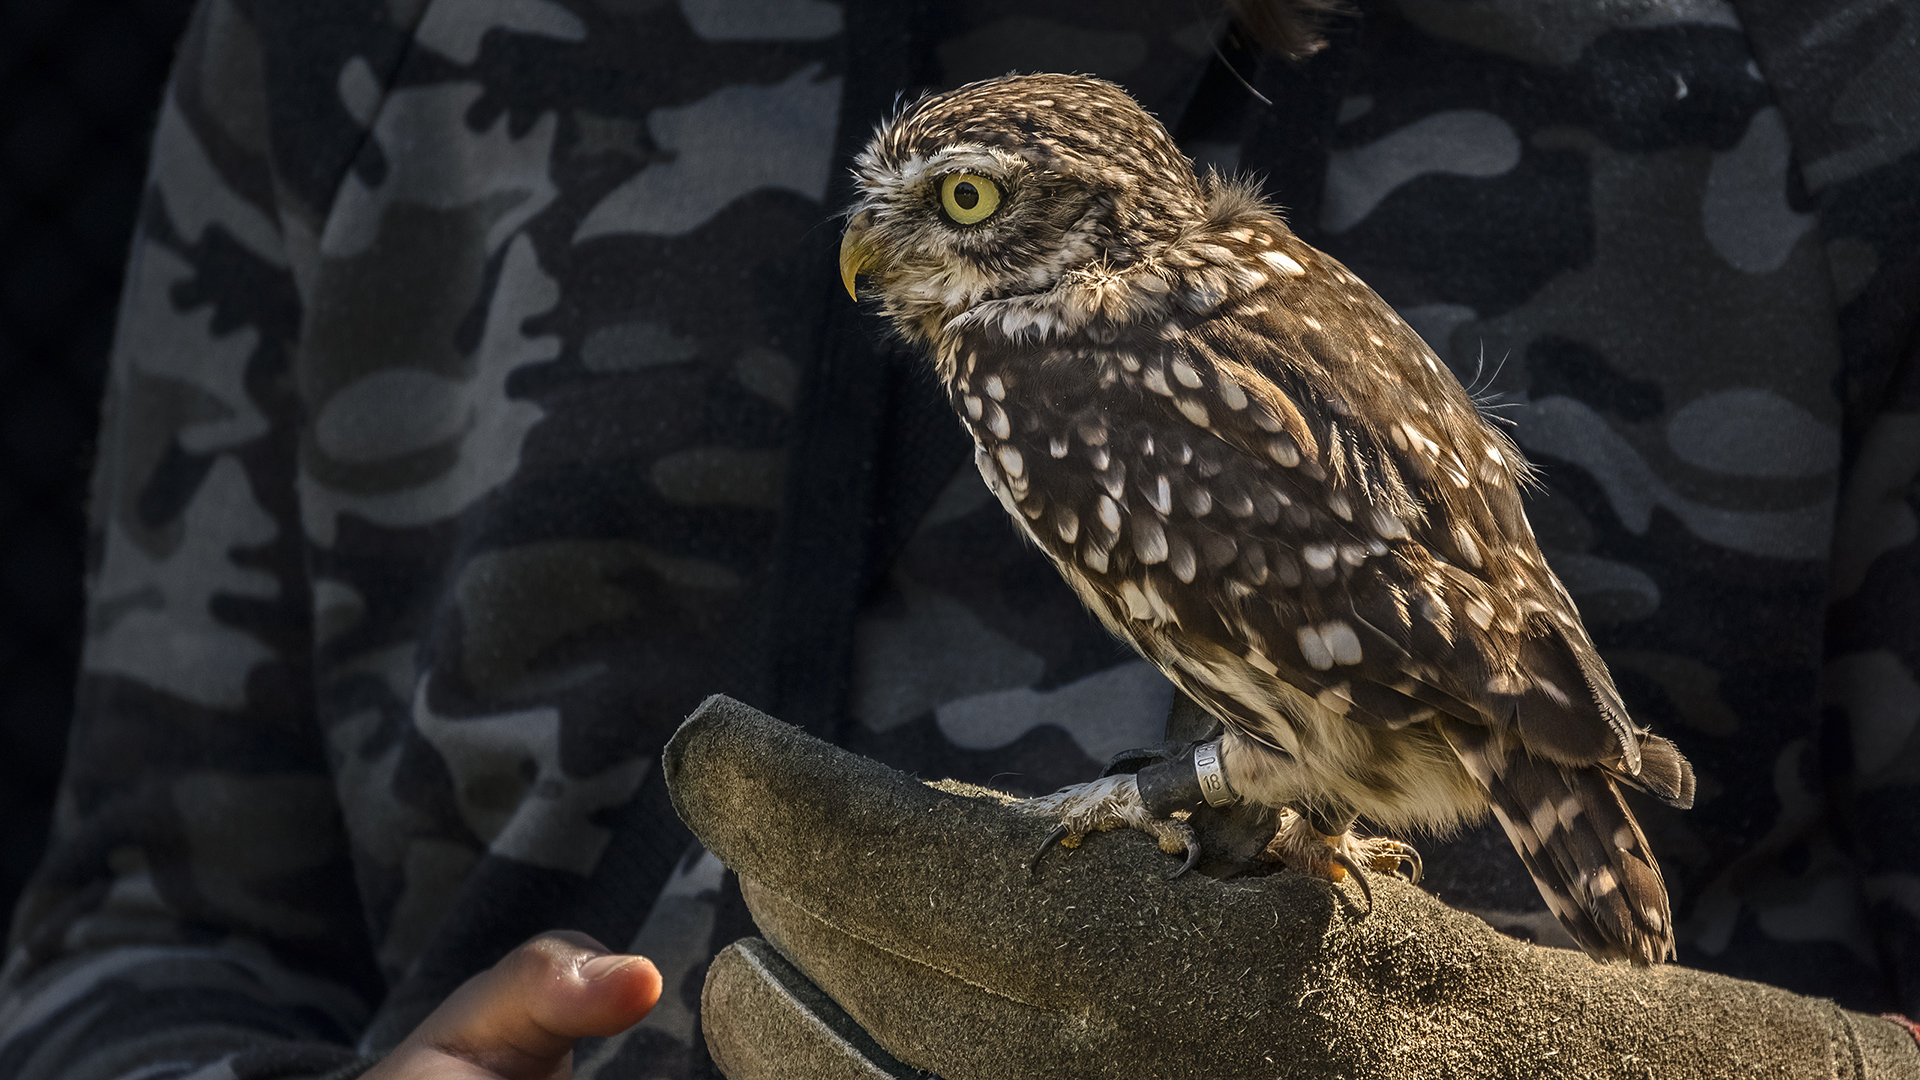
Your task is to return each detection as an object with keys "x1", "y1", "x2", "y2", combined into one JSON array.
[{"x1": 940, "y1": 173, "x2": 1001, "y2": 225}]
